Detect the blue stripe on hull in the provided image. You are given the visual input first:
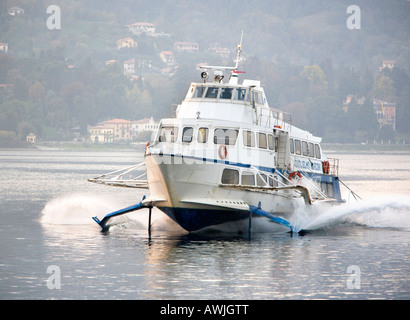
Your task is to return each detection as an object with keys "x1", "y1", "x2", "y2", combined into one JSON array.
[{"x1": 158, "y1": 207, "x2": 249, "y2": 232}]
